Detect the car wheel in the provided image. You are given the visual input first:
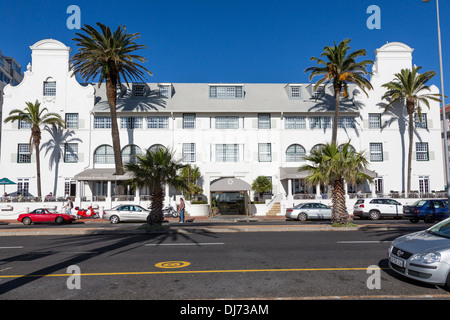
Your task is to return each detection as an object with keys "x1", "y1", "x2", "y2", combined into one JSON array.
[
  {"x1": 409, "y1": 218, "x2": 419, "y2": 223},
  {"x1": 297, "y1": 213, "x2": 308, "y2": 221},
  {"x1": 369, "y1": 210, "x2": 380, "y2": 220},
  {"x1": 22, "y1": 217, "x2": 32, "y2": 225},
  {"x1": 110, "y1": 215, "x2": 120, "y2": 224},
  {"x1": 424, "y1": 214, "x2": 436, "y2": 224},
  {"x1": 55, "y1": 216, "x2": 64, "y2": 225}
]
